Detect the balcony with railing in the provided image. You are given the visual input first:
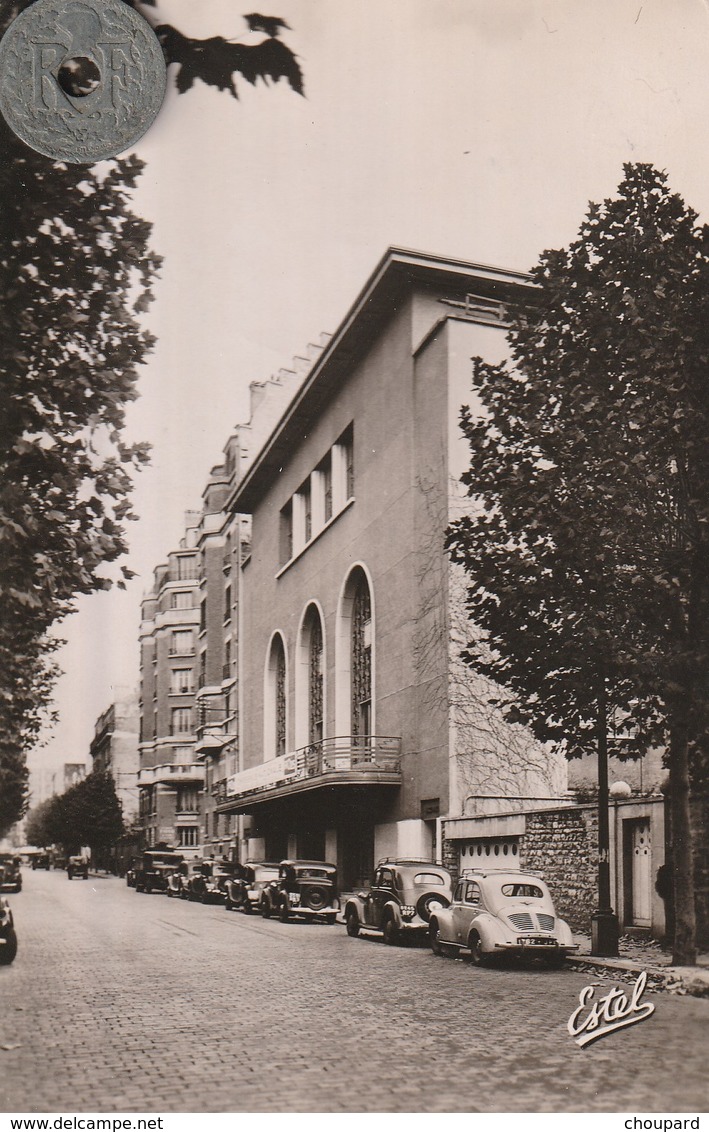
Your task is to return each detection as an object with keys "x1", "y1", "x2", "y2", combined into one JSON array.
[
  {"x1": 137, "y1": 763, "x2": 206, "y2": 786},
  {"x1": 219, "y1": 736, "x2": 402, "y2": 811}
]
